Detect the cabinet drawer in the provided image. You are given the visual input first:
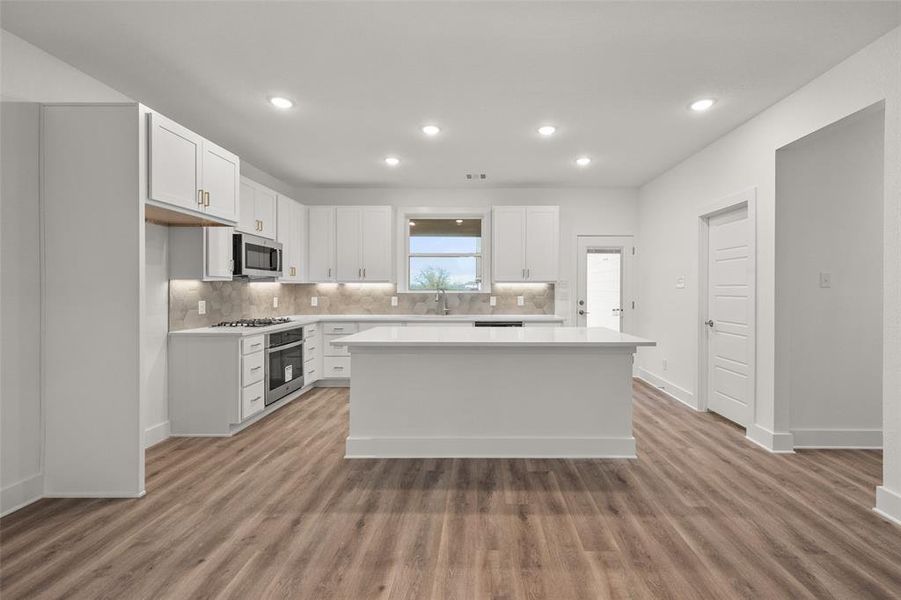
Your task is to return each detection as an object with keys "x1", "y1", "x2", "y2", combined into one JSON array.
[
  {"x1": 304, "y1": 323, "x2": 319, "y2": 337},
  {"x1": 324, "y1": 333, "x2": 350, "y2": 357},
  {"x1": 242, "y1": 335, "x2": 264, "y2": 355},
  {"x1": 323, "y1": 357, "x2": 351, "y2": 378},
  {"x1": 303, "y1": 358, "x2": 321, "y2": 381},
  {"x1": 241, "y1": 380, "x2": 265, "y2": 420},
  {"x1": 242, "y1": 351, "x2": 264, "y2": 386},
  {"x1": 323, "y1": 322, "x2": 358, "y2": 335},
  {"x1": 303, "y1": 338, "x2": 320, "y2": 362}
]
